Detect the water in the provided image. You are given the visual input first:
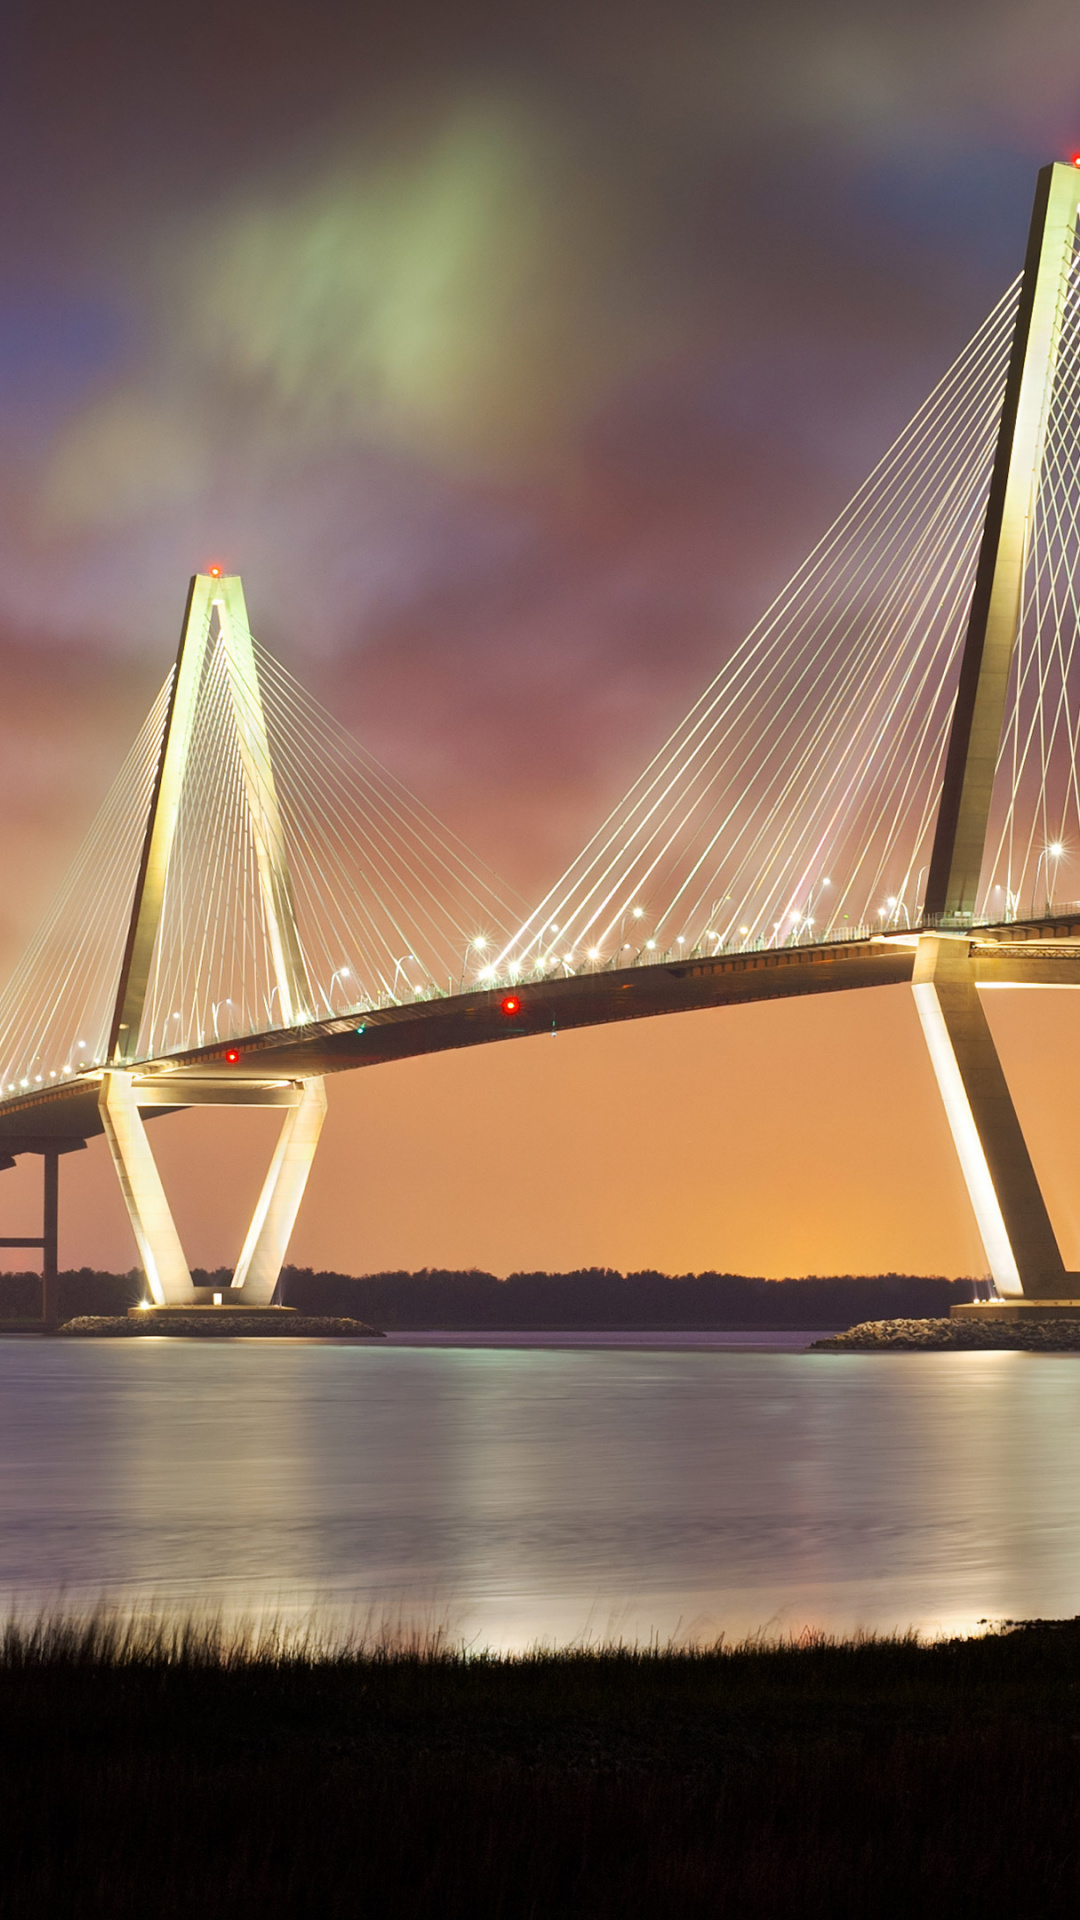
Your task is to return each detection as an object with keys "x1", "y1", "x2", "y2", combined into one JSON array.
[{"x1": 1, "y1": 1333, "x2": 1079, "y2": 1649}]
